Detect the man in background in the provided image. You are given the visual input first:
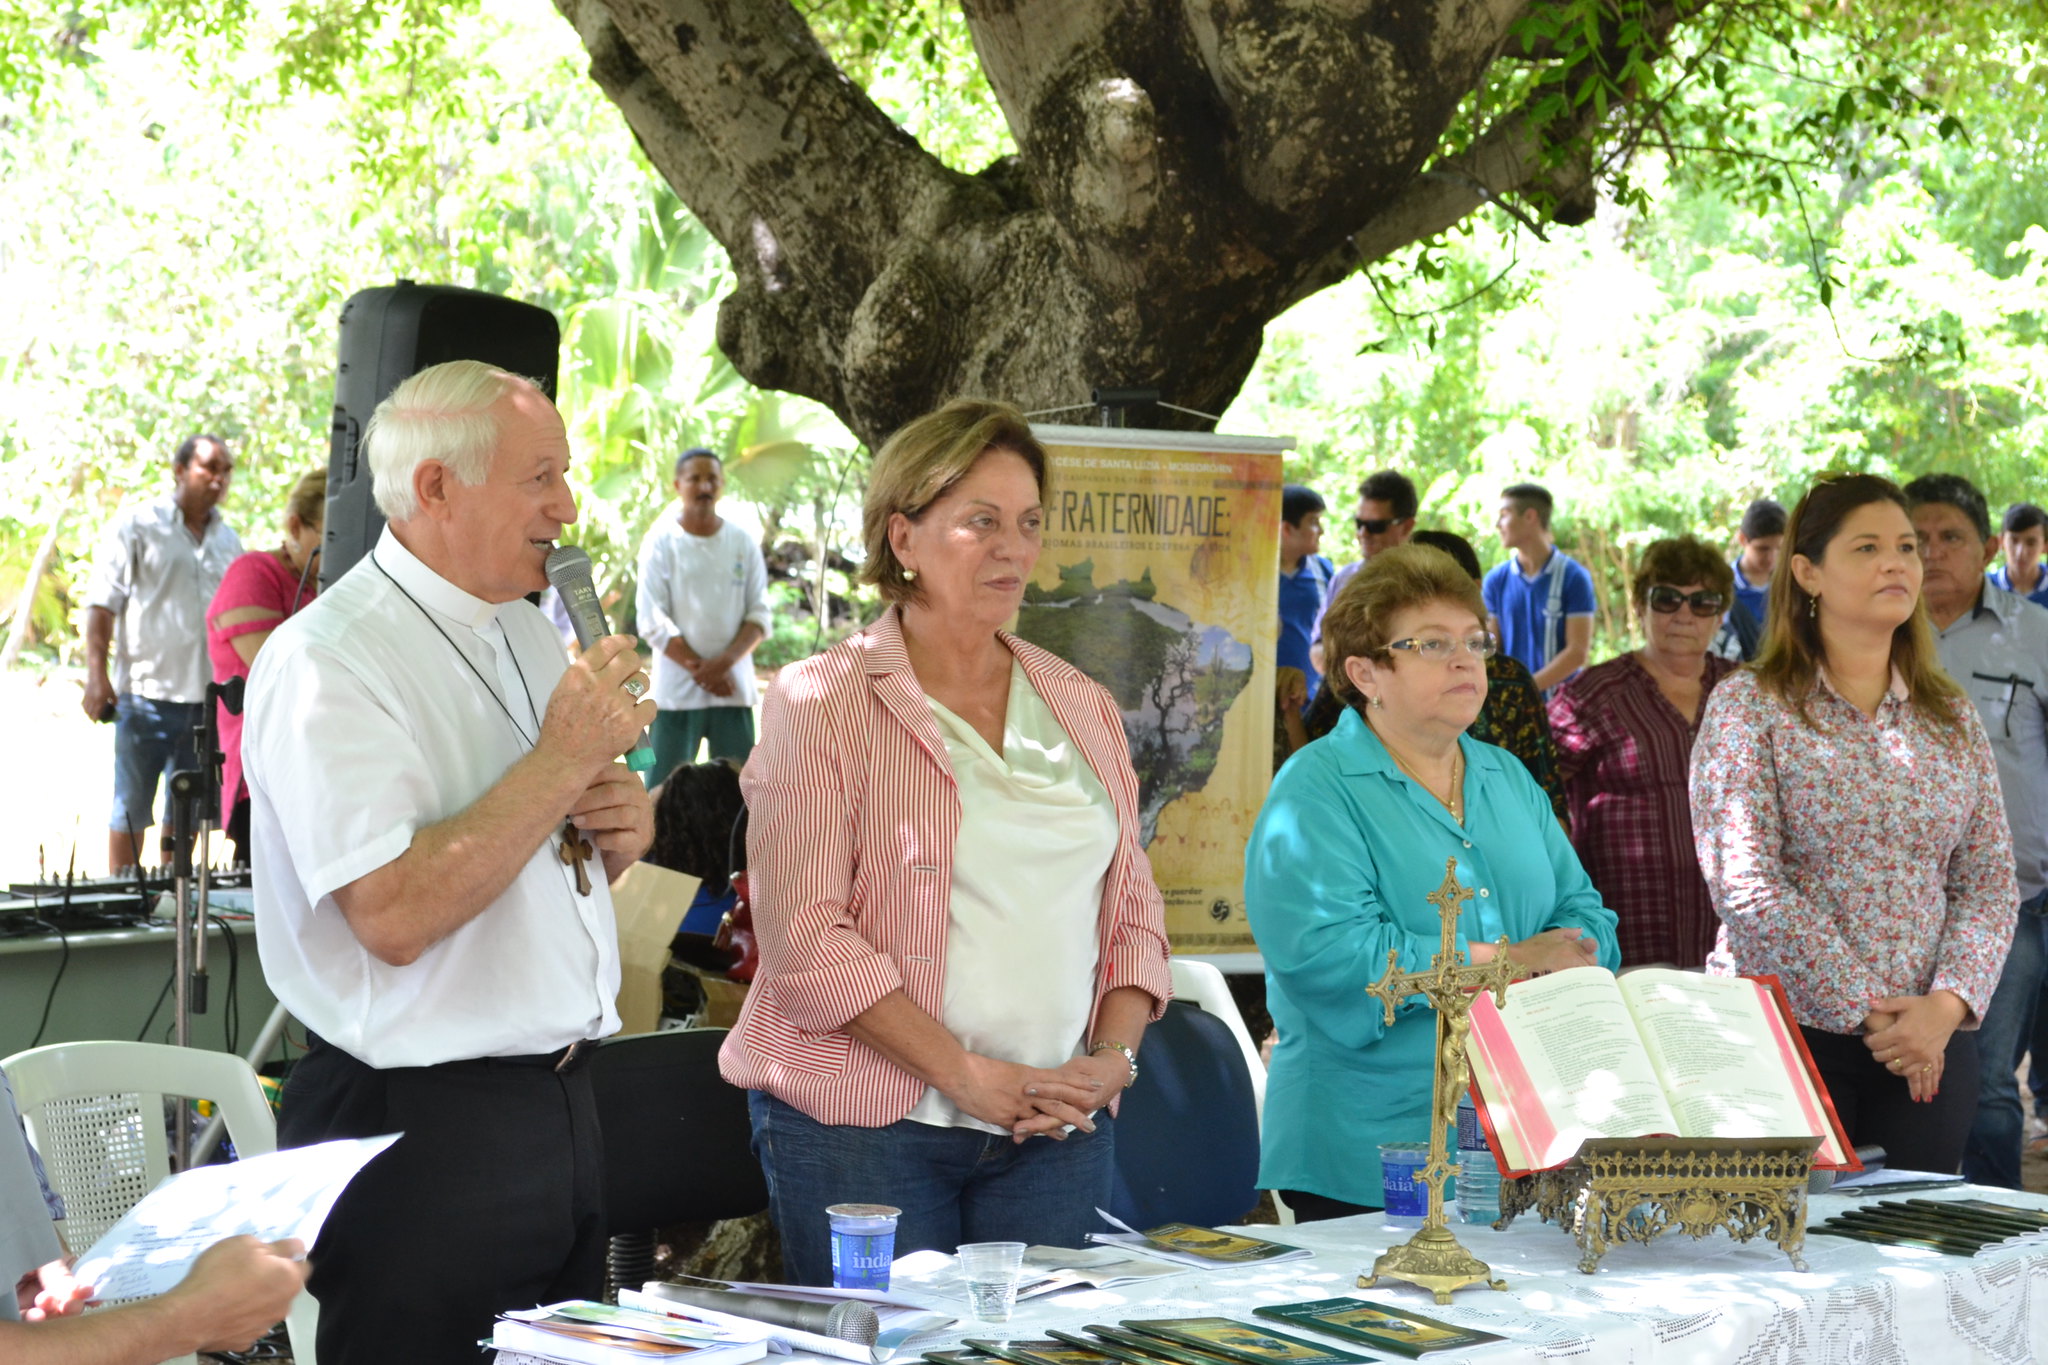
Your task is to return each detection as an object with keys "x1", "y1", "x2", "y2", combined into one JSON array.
[
  {"x1": 1311, "y1": 469, "x2": 1416, "y2": 674},
  {"x1": 635, "y1": 446, "x2": 772, "y2": 785},
  {"x1": 1482, "y1": 482, "x2": 1594, "y2": 694},
  {"x1": 80, "y1": 434, "x2": 242, "y2": 869},
  {"x1": 1276, "y1": 484, "x2": 1332, "y2": 702},
  {"x1": 1993, "y1": 503, "x2": 2048, "y2": 607},
  {"x1": 1713, "y1": 497, "x2": 1784, "y2": 661},
  {"x1": 1905, "y1": 474, "x2": 2048, "y2": 1189}
]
